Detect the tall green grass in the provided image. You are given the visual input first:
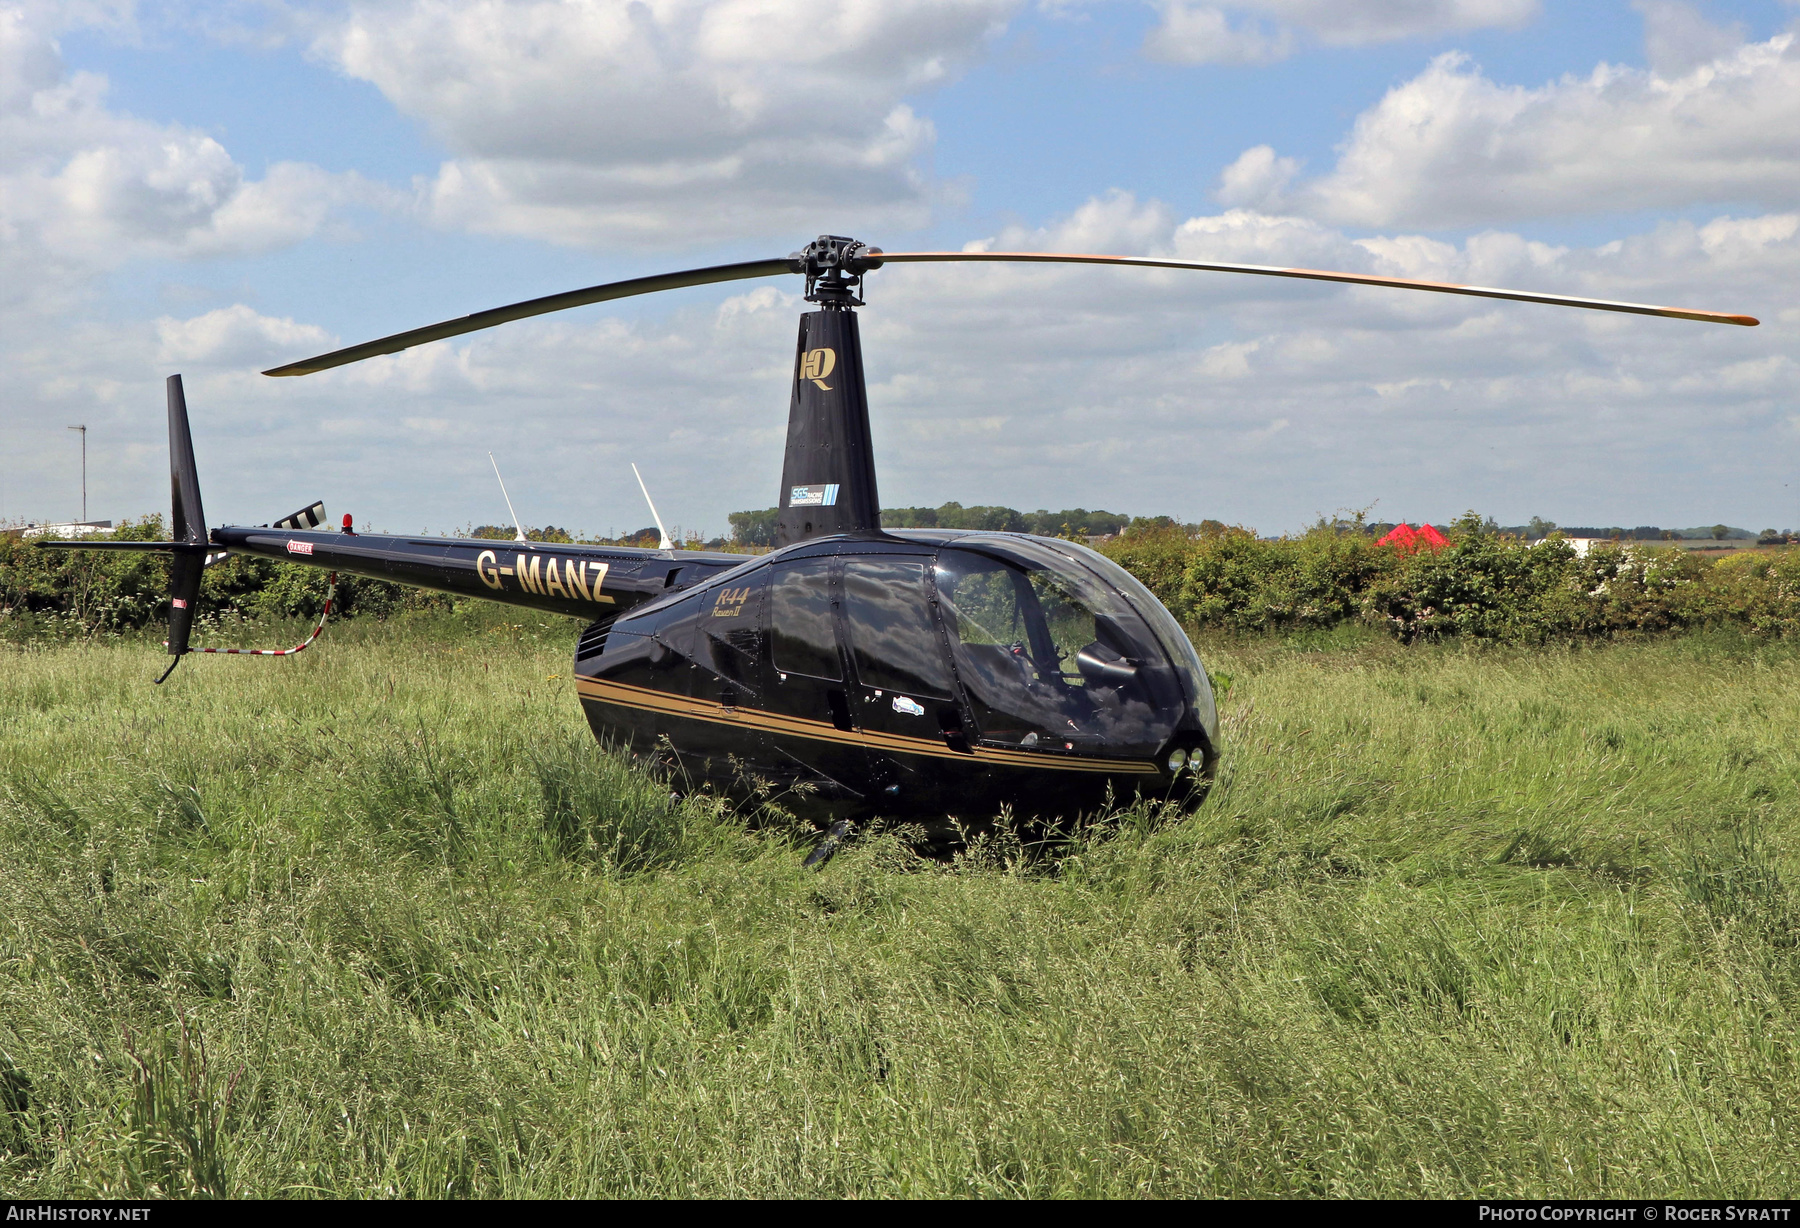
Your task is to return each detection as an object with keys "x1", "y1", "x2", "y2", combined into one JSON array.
[{"x1": 2, "y1": 613, "x2": 1798, "y2": 1197}]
